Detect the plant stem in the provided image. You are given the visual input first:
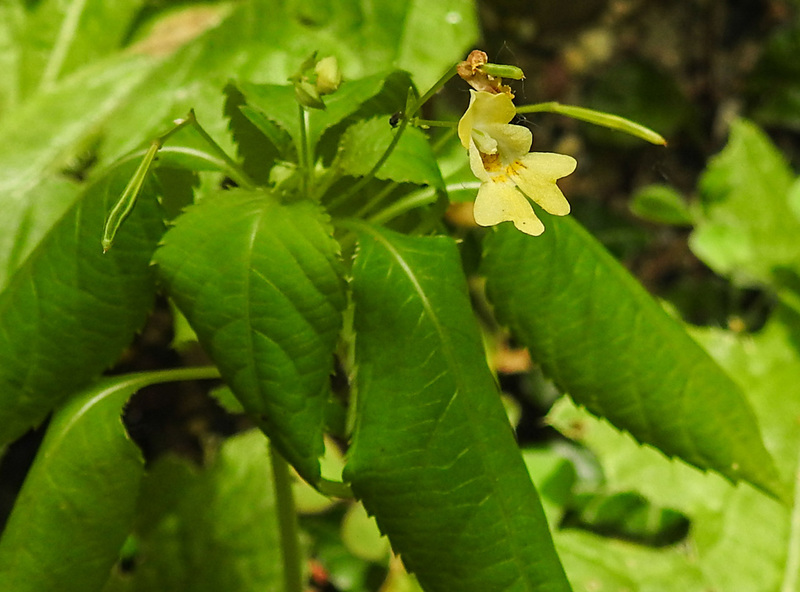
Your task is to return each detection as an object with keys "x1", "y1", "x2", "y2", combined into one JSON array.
[
  {"x1": 39, "y1": 0, "x2": 84, "y2": 90},
  {"x1": 353, "y1": 181, "x2": 398, "y2": 218},
  {"x1": 100, "y1": 366, "x2": 222, "y2": 394},
  {"x1": 317, "y1": 477, "x2": 353, "y2": 498},
  {"x1": 516, "y1": 101, "x2": 667, "y2": 145},
  {"x1": 410, "y1": 118, "x2": 457, "y2": 129},
  {"x1": 183, "y1": 110, "x2": 257, "y2": 189},
  {"x1": 297, "y1": 104, "x2": 312, "y2": 198},
  {"x1": 270, "y1": 445, "x2": 305, "y2": 592},
  {"x1": 367, "y1": 182, "x2": 480, "y2": 226}
]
